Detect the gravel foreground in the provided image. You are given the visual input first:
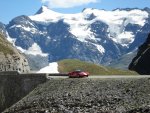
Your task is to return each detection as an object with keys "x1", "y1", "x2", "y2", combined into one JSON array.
[{"x1": 3, "y1": 78, "x2": 150, "y2": 113}]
